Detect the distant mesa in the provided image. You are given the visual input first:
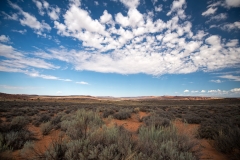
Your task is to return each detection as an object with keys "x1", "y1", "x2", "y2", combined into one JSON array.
[{"x1": 0, "y1": 92, "x2": 231, "y2": 101}]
